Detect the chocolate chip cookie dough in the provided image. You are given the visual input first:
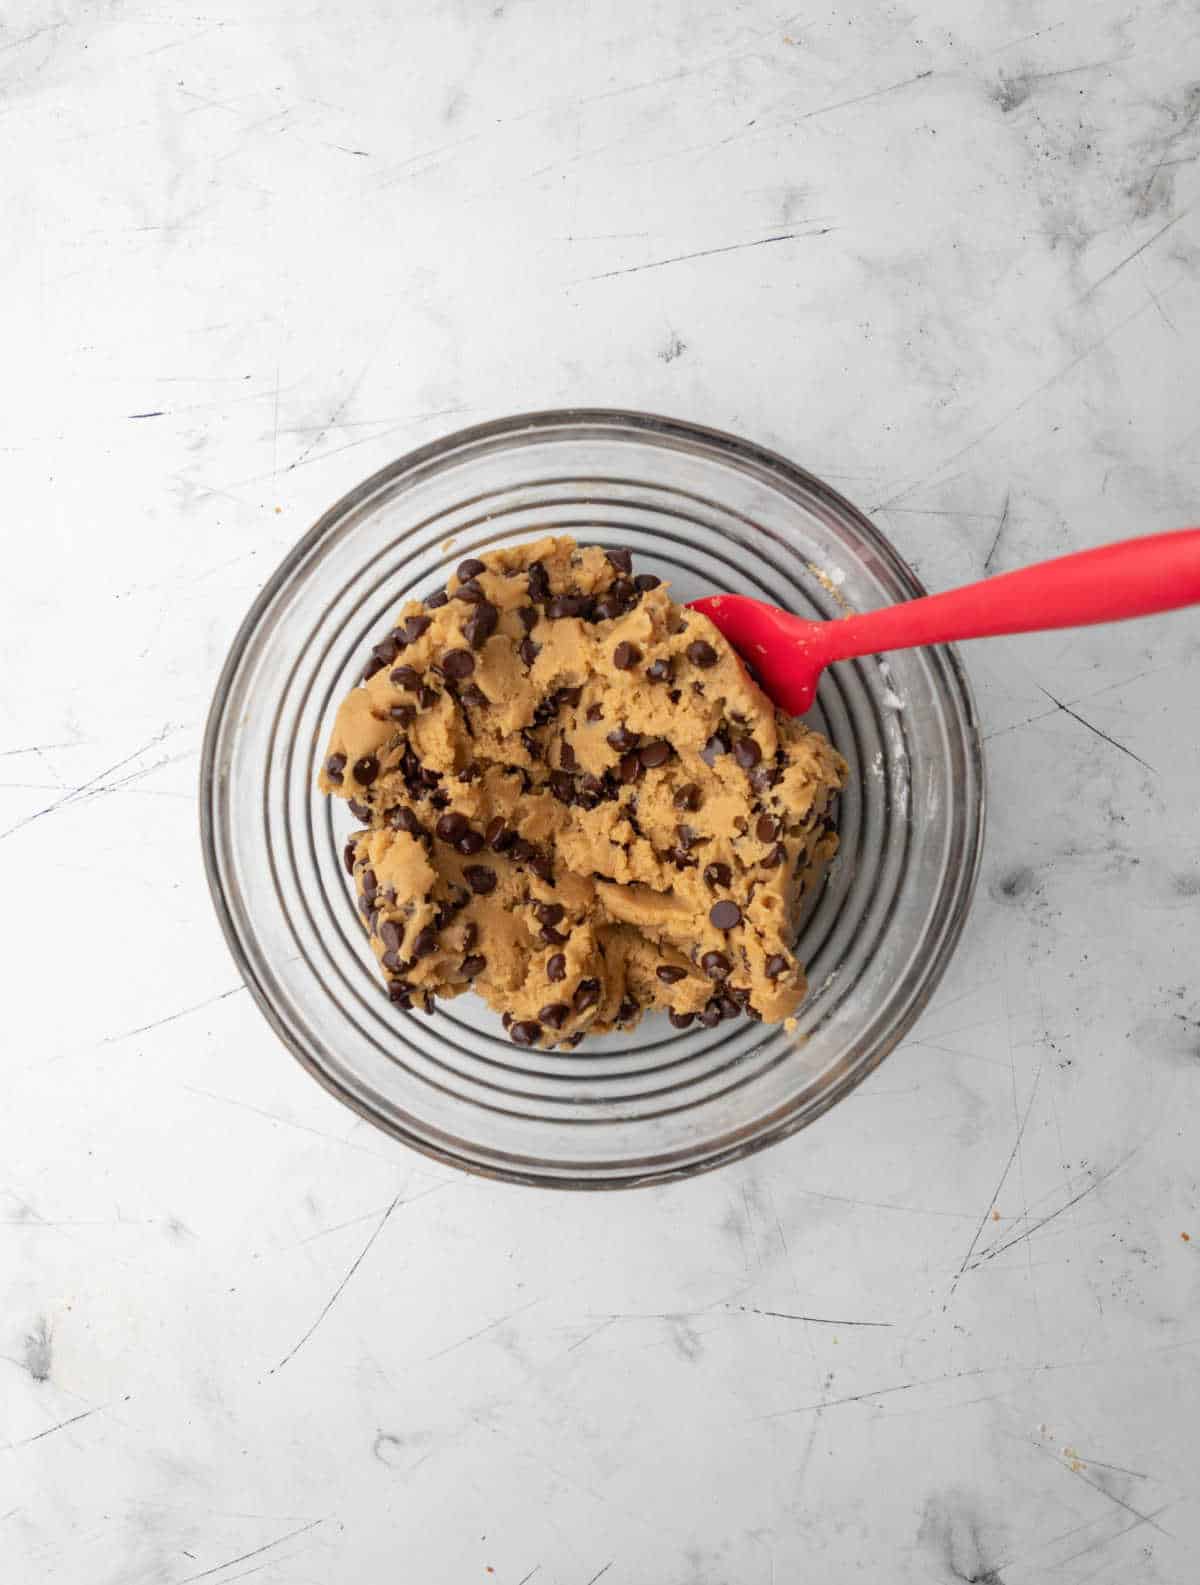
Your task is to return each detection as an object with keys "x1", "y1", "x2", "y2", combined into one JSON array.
[{"x1": 319, "y1": 537, "x2": 846, "y2": 1047}]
